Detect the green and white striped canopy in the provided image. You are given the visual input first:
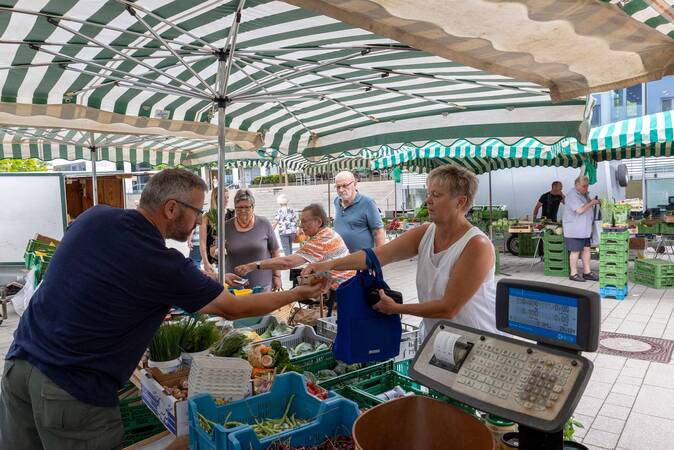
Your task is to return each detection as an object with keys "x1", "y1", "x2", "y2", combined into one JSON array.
[
  {"x1": 603, "y1": 0, "x2": 674, "y2": 40},
  {"x1": 372, "y1": 110, "x2": 674, "y2": 174},
  {"x1": 0, "y1": 127, "x2": 216, "y2": 166},
  {"x1": 0, "y1": 0, "x2": 596, "y2": 163}
]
